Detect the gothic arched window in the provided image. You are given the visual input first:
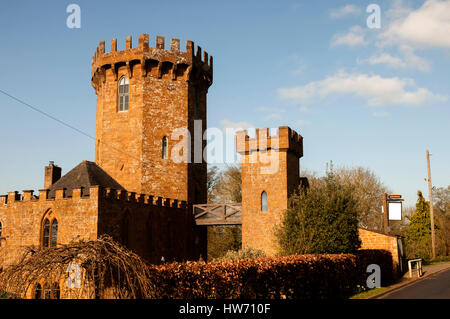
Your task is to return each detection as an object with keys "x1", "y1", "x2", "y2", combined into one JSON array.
[
  {"x1": 52, "y1": 283, "x2": 60, "y2": 299},
  {"x1": 261, "y1": 191, "x2": 268, "y2": 212},
  {"x1": 118, "y1": 76, "x2": 129, "y2": 112},
  {"x1": 34, "y1": 284, "x2": 42, "y2": 299},
  {"x1": 42, "y1": 217, "x2": 58, "y2": 248},
  {"x1": 162, "y1": 136, "x2": 168, "y2": 159},
  {"x1": 51, "y1": 219, "x2": 58, "y2": 247},
  {"x1": 42, "y1": 219, "x2": 50, "y2": 248},
  {"x1": 44, "y1": 283, "x2": 51, "y2": 299}
]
